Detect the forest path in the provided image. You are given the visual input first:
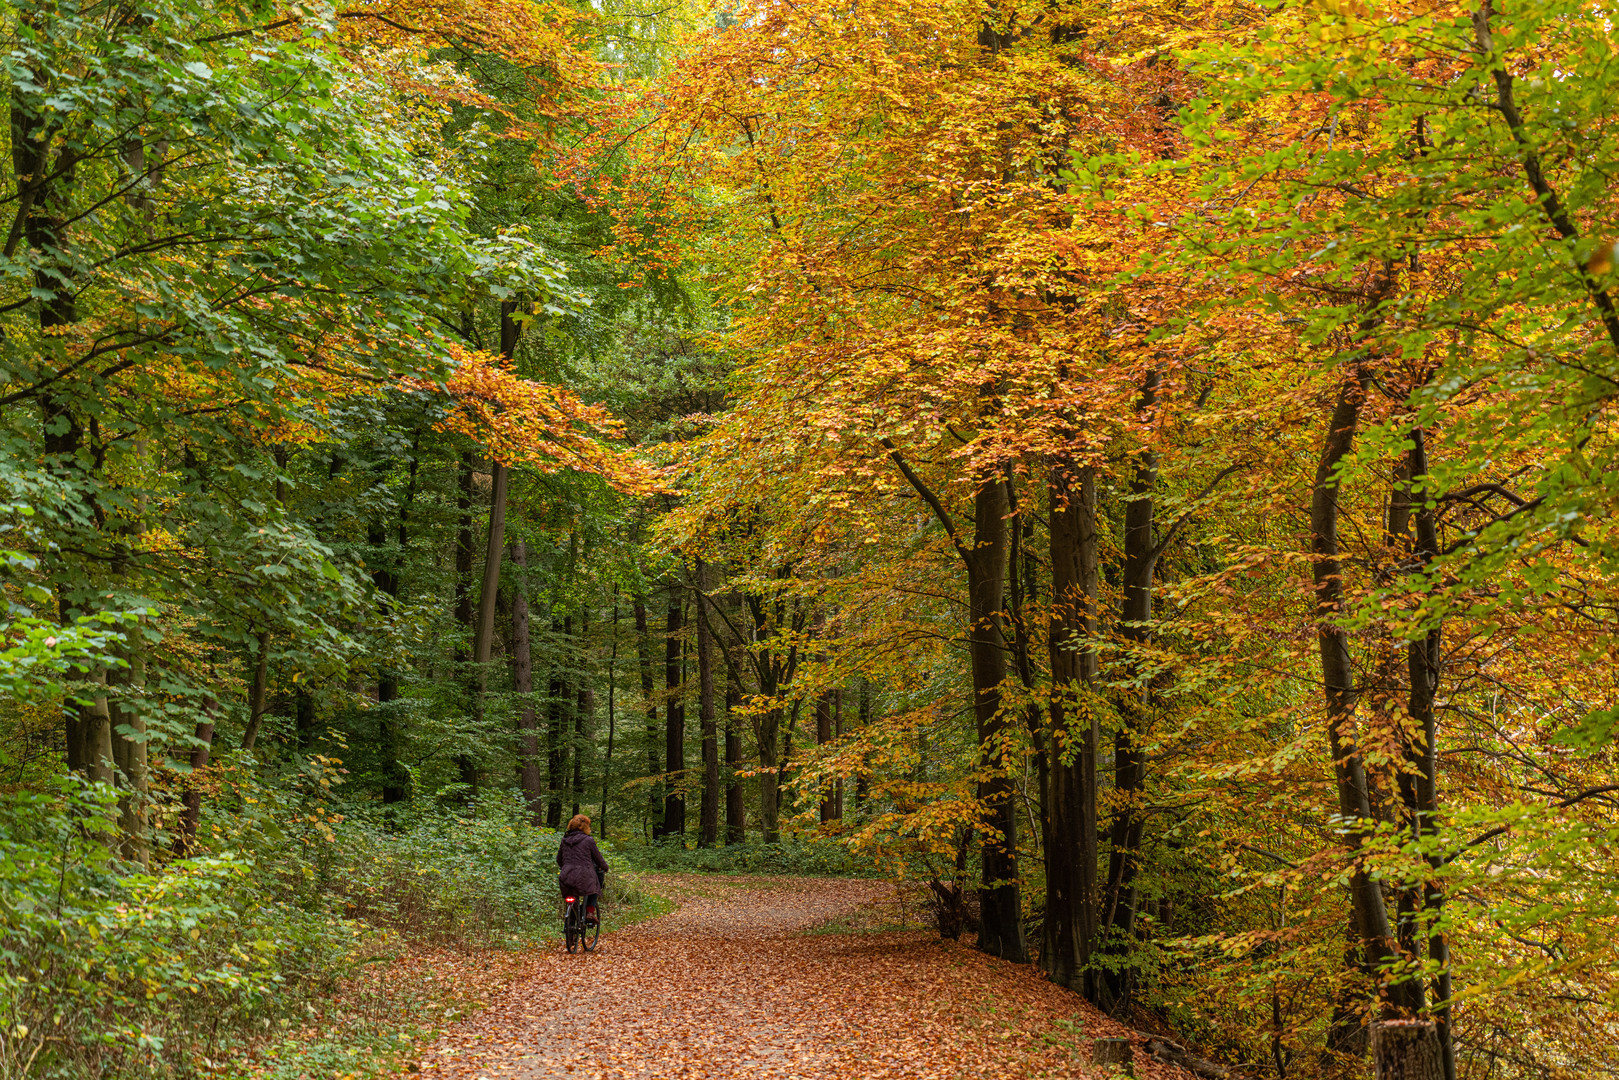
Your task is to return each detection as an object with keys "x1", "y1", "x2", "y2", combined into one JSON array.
[{"x1": 416, "y1": 873, "x2": 1175, "y2": 1080}]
